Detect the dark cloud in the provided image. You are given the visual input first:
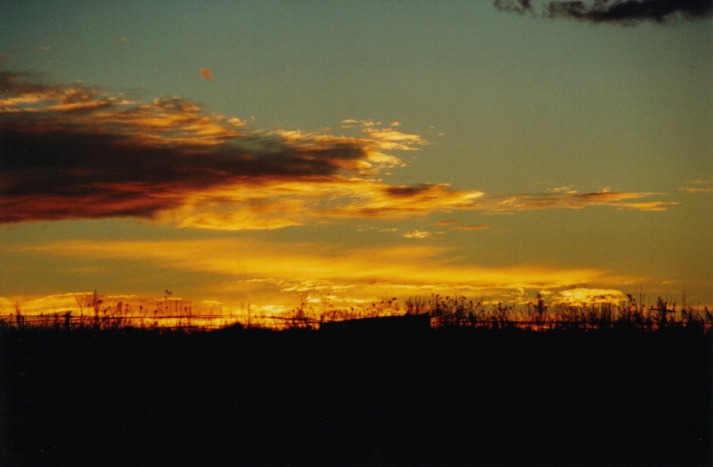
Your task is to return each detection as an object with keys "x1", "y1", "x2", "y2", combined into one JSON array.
[
  {"x1": 493, "y1": 0, "x2": 534, "y2": 14},
  {"x1": 494, "y1": 0, "x2": 713, "y2": 24},
  {"x1": 0, "y1": 72, "x2": 673, "y2": 229},
  {"x1": 384, "y1": 184, "x2": 437, "y2": 197},
  {"x1": 0, "y1": 72, "x2": 376, "y2": 223},
  {"x1": 0, "y1": 119, "x2": 366, "y2": 221},
  {"x1": 546, "y1": 0, "x2": 713, "y2": 23}
]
